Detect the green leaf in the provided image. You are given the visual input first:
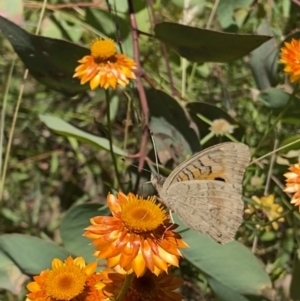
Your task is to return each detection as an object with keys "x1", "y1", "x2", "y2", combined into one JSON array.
[
  {"x1": 258, "y1": 88, "x2": 290, "y2": 108},
  {"x1": 0, "y1": 234, "x2": 70, "y2": 275},
  {"x1": 249, "y1": 21, "x2": 279, "y2": 90},
  {"x1": 60, "y1": 203, "x2": 110, "y2": 262},
  {"x1": 85, "y1": 8, "x2": 129, "y2": 40},
  {"x1": 0, "y1": 251, "x2": 28, "y2": 294},
  {"x1": 176, "y1": 217, "x2": 272, "y2": 299},
  {"x1": 146, "y1": 89, "x2": 200, "y2": 164},
  {"x1": 0, "y1": 15, "x2": 89, "y2": 95},
  {"x1": 50, "y1": 11, "x2": 84, "y2": 42},
  {"x1": 208, "y1": 277, "x2": 250, "y2": 301},
  {"x1": 217, "y1": 0, "x2": 253, "y2": 30},
  {"x1": 154, "y1": 22, "x2": 271, "y2": 63},
  {"x1": 40, "y1": 115, "x2": 127, "y2": 156}
]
